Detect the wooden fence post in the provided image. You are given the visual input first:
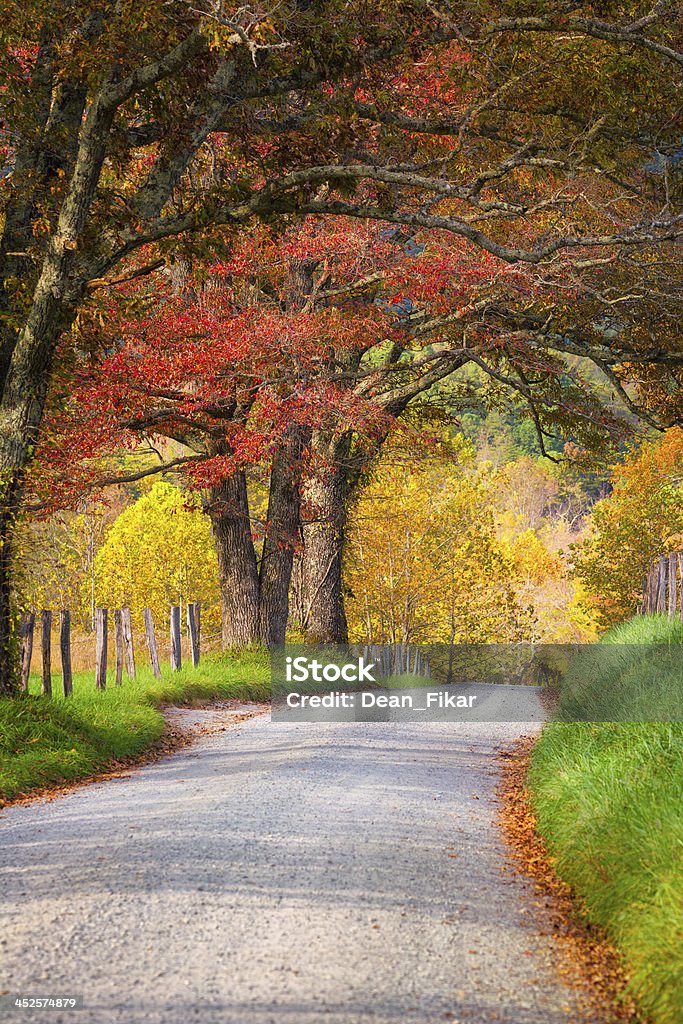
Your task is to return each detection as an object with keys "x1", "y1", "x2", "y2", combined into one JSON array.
[
  {"x1": 60, "y1": 610, "x2": 73, "y2": 698},
  {"x1": 656, "y1": 555, "x2": 668, "y2": 614},
  {"x1": 194, "y1": 601, "x2": 201, "y2": 658},
  {"x1": 143, "y1": 608, "x2": 162, "y2": 679},
  {"x1": 41, "y1": 609, "x2": 52, "y2": 696},
  {"x1": 646, "y1": 563, "x2": 658, "y2": 614},
  {"x1": 188, "y1": 602, "x2": 200, "y2": 668},
  {"x1": 121, "y1": 607, "x2": 136, "y2": 680},
  {"x1": 643, "y1": 565, "x2": 655, "y2": 610},
  {"x1": 19, "y1": 611, "x2": 35, "y2": 692},
  {"x1": 95, "y1": 607, "x2": 108, "y2": 690},
  {"x1": 170, "y1": 605, "x2": 181, "y2": 671},
  {"x1": 114, "y1": 609, "x2": 124, "y2": 687},
  {"x1": 668, "y1": 552, "x2": 678, "y2": 618},
  {"x1": 641, "y1": 554, "x2": 683, "y2": 618}
]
